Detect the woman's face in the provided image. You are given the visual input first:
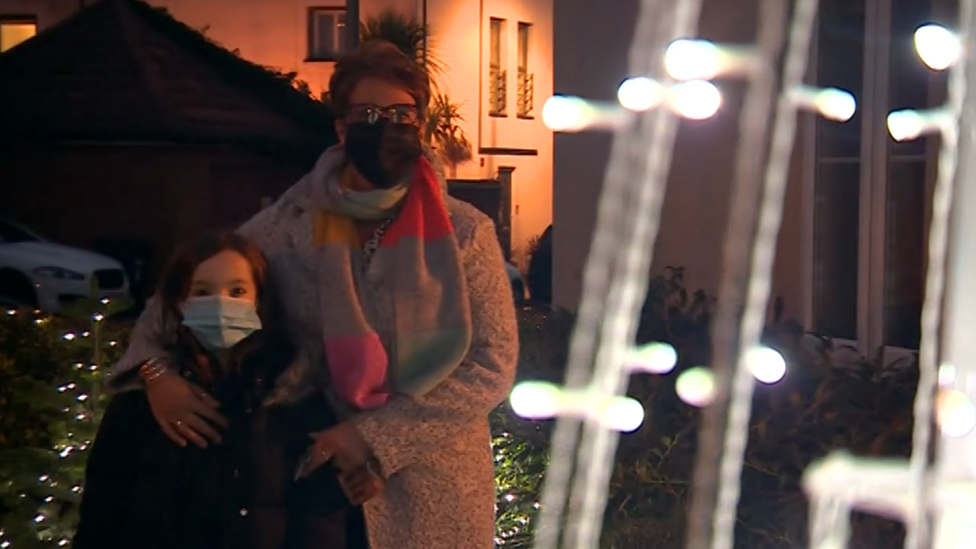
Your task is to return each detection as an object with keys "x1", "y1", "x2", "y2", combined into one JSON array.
[
  {"x1": 186, "y1": 250, "x2": 257, "y2": 304},
  {"x1": 336, "y1": 76, "x2": 420, "y2": 140}
]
